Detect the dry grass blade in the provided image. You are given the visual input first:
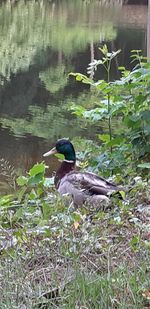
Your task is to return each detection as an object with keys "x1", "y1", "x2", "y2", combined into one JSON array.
[{"x1": 0, "y1": 158, "x2": 16, "y2": 189}]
